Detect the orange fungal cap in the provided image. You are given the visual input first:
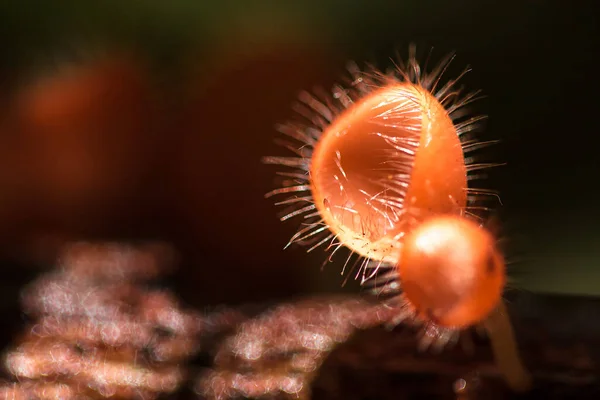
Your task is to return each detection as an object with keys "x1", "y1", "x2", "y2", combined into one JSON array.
[{"x1": 309, "y1": 82, "x2": 467, "y2": 264}]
